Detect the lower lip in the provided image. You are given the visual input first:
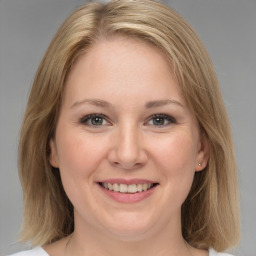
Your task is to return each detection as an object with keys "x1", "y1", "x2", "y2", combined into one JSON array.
[{"x1": 98, "y1": 184, "x2": 157, "y2": 203}]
